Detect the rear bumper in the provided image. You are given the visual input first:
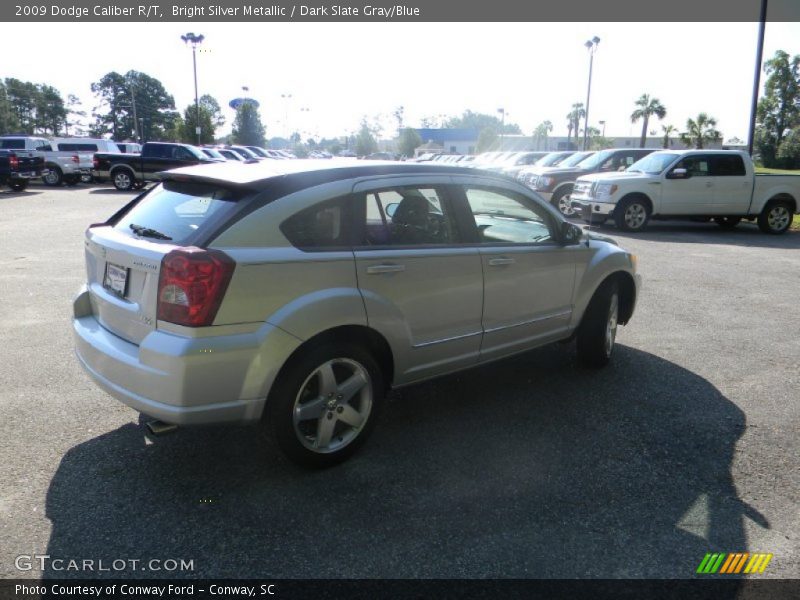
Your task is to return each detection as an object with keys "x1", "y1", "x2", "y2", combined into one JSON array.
[{"x1": 72, "y1": 288, "x2": 298, "y2": 425}]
